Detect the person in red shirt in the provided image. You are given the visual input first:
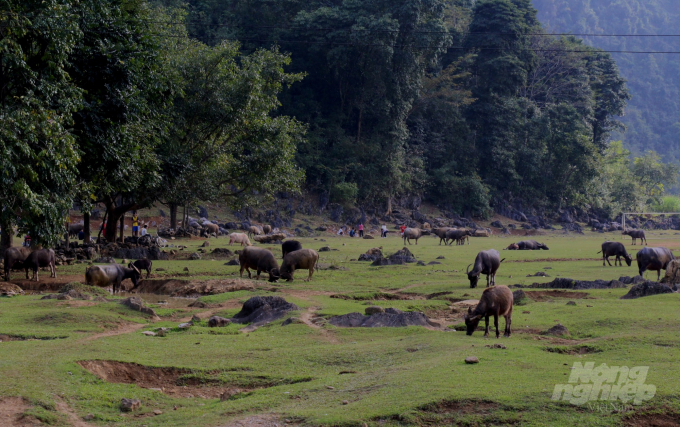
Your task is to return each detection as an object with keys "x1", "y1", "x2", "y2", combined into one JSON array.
[
  {"x1": 399, "y1": 224, "x2": 406, "y2": 236},
  {"x1": 358, "y1": 223, "x2": 364, "y2": 238}
]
